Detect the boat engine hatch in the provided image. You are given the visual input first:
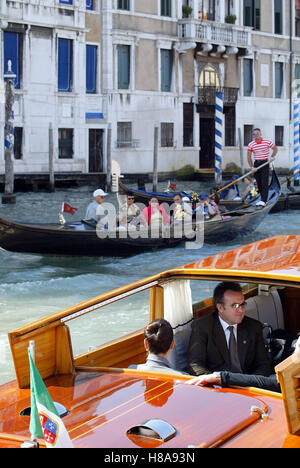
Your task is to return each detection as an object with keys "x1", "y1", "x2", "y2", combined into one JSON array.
[{"x1": 127, "y1": 418, "x2": 176, "y2": 442}]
